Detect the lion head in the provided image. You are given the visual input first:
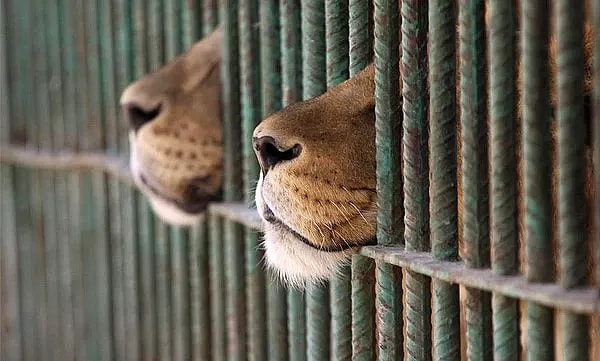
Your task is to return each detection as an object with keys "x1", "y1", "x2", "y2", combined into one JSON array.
[
  {"x1": 253, "y1": 65, "x2": 378, "y2": 285},
  {"x1": 120, "y1": 29, "x2": 222, "y2": 225}
]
